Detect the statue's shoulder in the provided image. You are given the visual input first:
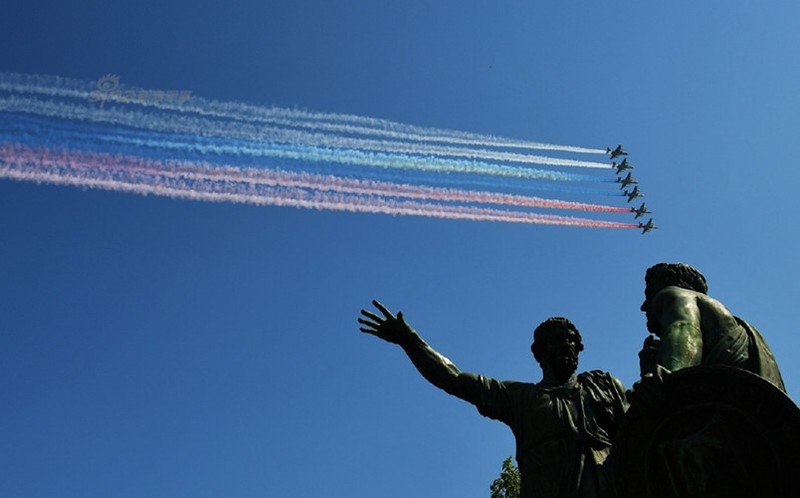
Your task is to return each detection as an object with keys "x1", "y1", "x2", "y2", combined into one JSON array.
[
  {"x1": 578, "y1": 369, "x2": 618, "y2": 386},
  {"x1": 578, "y1": 370, "x2": 626, "y2": 405},
  {"x1": 652, "y1": 285, "x2": 696, "y2": 305}
]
